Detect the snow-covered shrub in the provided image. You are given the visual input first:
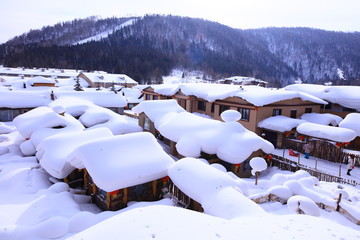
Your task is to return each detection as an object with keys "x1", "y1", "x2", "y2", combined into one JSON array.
[{"x1": 287, "y1": 195, "x2": 320, "y2": 217}]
